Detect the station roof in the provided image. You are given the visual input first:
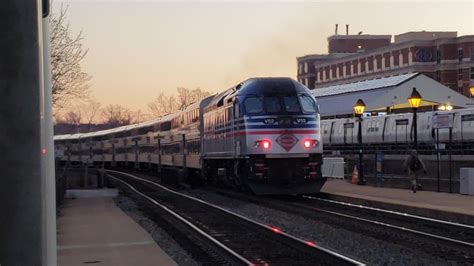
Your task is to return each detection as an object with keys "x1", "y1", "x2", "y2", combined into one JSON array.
[{"x1": 311, "y1": 73, "x2": 474, "y2": 117}]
